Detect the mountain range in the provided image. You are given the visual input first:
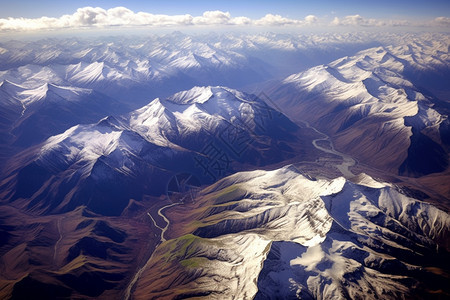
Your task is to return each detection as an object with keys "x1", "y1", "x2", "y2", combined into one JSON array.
[
  {"x1": 0, "y1": 32, "x2": 449, "y2": 299},
  {"x1": 1, "y1": 86, "x2": 314, "y2": 216},
  {"x1": 267, "y1": 40, "x2": 450, "y2": 201}
]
